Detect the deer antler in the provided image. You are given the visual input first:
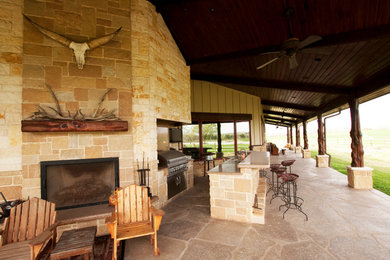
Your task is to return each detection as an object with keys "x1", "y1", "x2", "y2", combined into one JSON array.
[{"x1": 25, "y1": 84, "x2": 121, "y2": 121}]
